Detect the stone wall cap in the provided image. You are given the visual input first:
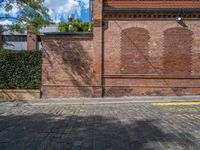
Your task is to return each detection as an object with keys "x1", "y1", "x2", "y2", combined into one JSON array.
[{"x1": 42, "y1": 32, "x2": 93, "y2": 36}]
